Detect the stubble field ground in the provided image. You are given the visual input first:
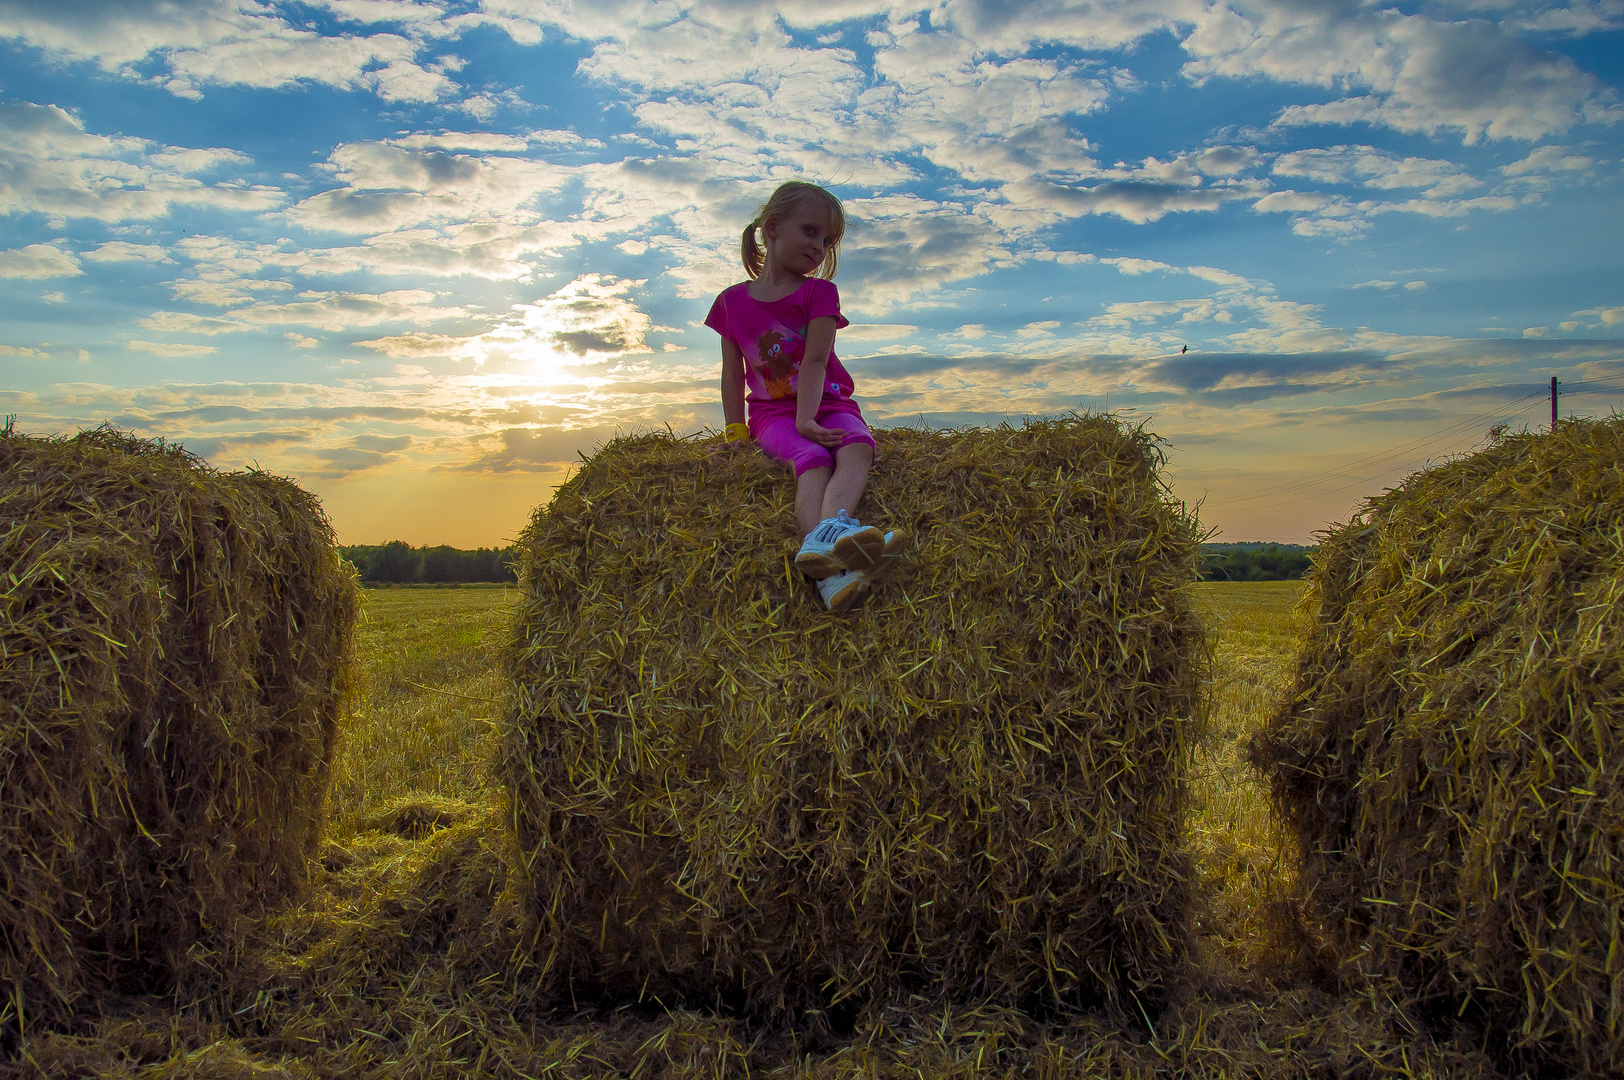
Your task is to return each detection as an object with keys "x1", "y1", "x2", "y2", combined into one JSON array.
[{"x1": 40, "y1": 579, "x2": 1460, "y2": 1079}]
